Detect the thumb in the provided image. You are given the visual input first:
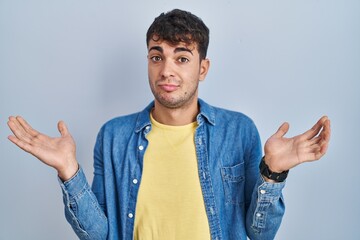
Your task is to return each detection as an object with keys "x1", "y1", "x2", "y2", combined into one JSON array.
[
  {"x1": 58, "y1": 121, "x2": 69, "y2": 137},
  {"x1": 272, "y1": 122, "x2": 290, "y2": 138}
]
